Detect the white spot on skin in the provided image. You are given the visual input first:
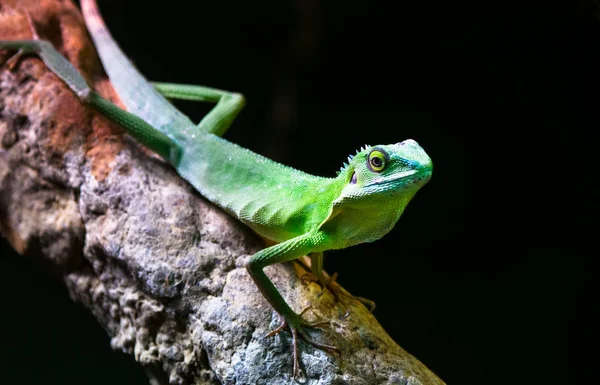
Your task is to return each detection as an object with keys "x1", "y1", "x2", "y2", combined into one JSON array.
[{"x1": 77, "y1": 88, "x2": 91, "y2": 101}]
